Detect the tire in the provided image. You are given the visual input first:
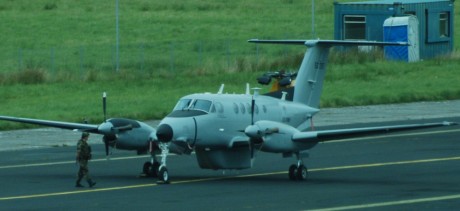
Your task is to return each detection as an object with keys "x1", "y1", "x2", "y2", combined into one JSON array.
[
  {"x1": 143, "y1": 162, "x2": 151, "y2": 175},
  {"x1": 296, "y1": 165, "x2": 308, "y2": 181},
  {"x1": 150, "y1": 162, "x2": 160, "y2": 177},
  {"x1": 288, "y1": 164, "x2": 297, "y2": 180},
  {"x1": 158, "y1": 166, "x2": 169, "y2": 183}
]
